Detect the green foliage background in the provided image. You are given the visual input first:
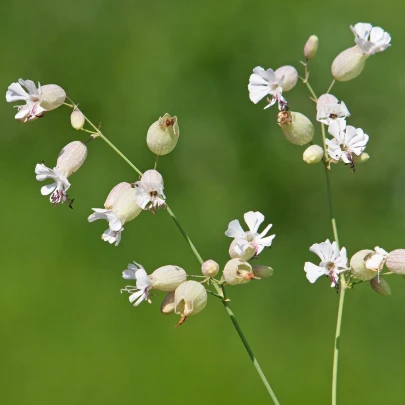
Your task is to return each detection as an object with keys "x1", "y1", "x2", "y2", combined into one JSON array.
[{"x1": 1, "y1": 1, "x2": 404, "y2": 404}]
